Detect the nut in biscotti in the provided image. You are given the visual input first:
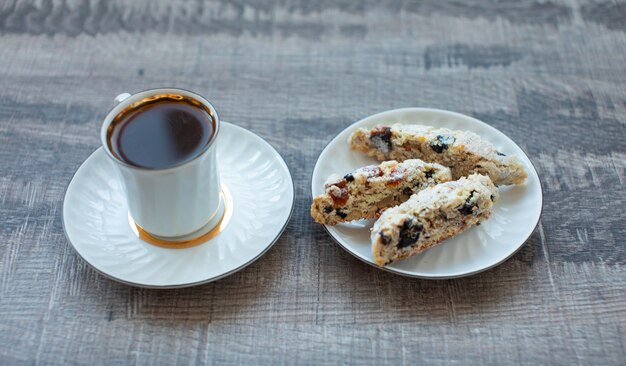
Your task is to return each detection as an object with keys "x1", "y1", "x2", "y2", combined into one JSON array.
[
  {"x1": 311, "y1": 159, "x2": 452, "y2": 225},
  {"x1": 371, "y1": 174, "x2": 499, "y2": 266},
  {"x1": 348, "y1": 124, "x2": 527, "y2": 185}
]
